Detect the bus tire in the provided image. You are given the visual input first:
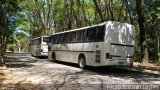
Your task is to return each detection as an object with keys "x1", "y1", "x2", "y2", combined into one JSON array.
[
  {"x1": 52, "y1": 53, "x2": 56, "y2": 62},
  {"x1": 78, "y1": 55, "x2": 86, "y2": 69},
  {"x1": 130, "y1": 62, "x2": 133, "y2": 68}
]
